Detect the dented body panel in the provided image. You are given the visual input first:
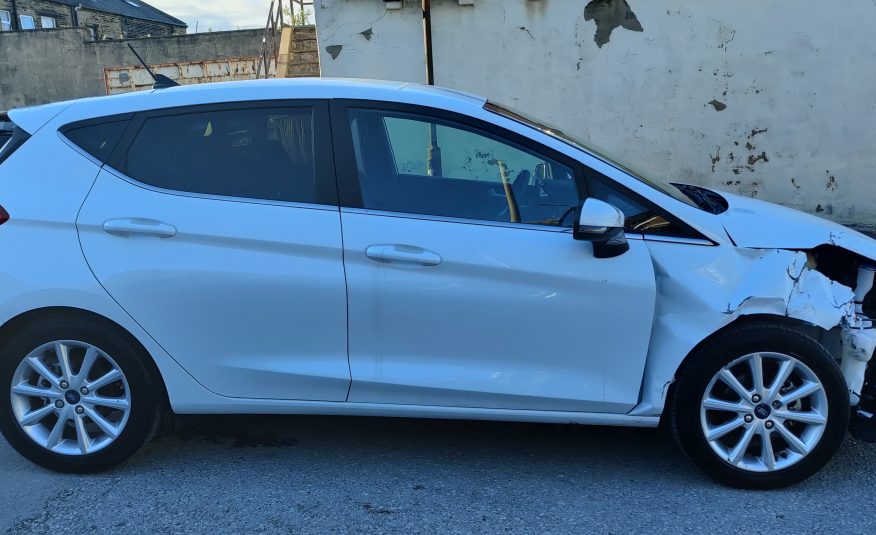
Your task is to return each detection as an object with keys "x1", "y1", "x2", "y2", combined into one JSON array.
[{"x1": 634, "y1": 191, "x2": 876, "y2": 416}]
